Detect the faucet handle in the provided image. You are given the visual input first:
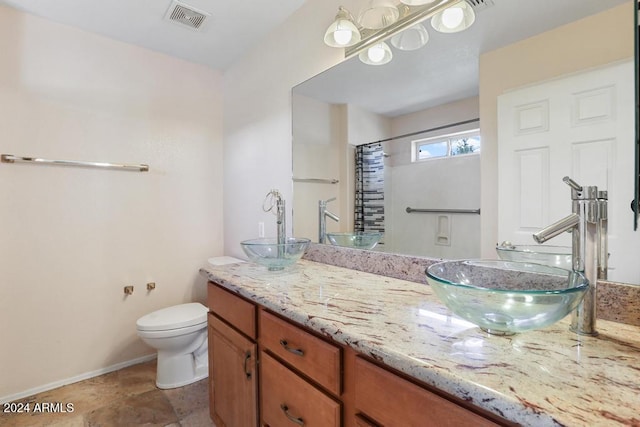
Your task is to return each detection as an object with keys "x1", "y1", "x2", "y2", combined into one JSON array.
[
  {"x1": 563, "y1": 176, "x2": 583, "y2": 191},
  {"x1": 321, "y1": 197, "x2": 337, "y2": 204}
]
